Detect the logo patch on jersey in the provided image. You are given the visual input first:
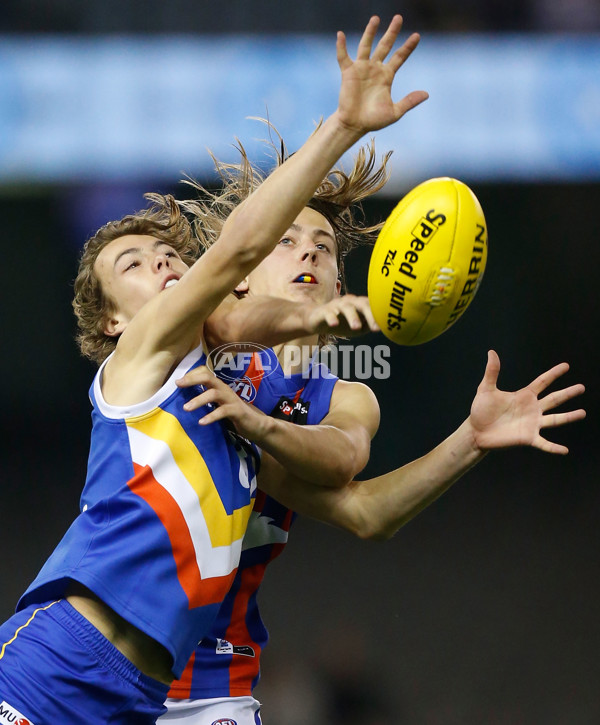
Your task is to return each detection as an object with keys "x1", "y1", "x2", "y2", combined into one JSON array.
[
  {"x1": 270, "y1": 396, "x2": 311, "y2": 424},
  {"x1": 225, "y1": 431, "x2": 258, "y2": 495},
  {"x1": 242, "y1": 510, "x2": 289, "y2": 551},
  {"x1": 216, "y1": 638, "x2": 255, "y2": 657},
  {"x1": 0, "y1": 701, "x2": 35, "y2": 725},
  {"x1": 211, "y1": 719, "x2": 238, "y2": 725},
  {"x1": 228, "y1": 376, "x2": 257, "y2": 403}
]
